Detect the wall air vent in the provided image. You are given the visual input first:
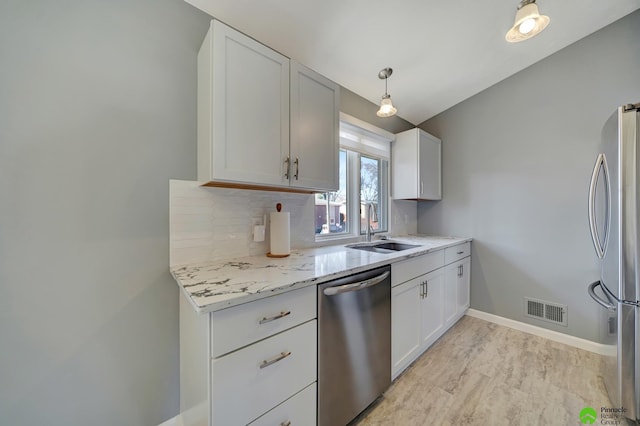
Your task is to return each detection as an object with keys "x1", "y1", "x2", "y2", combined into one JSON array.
[{"x1": 524, "y1": 297, "x2": 568, "y2": 326}]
